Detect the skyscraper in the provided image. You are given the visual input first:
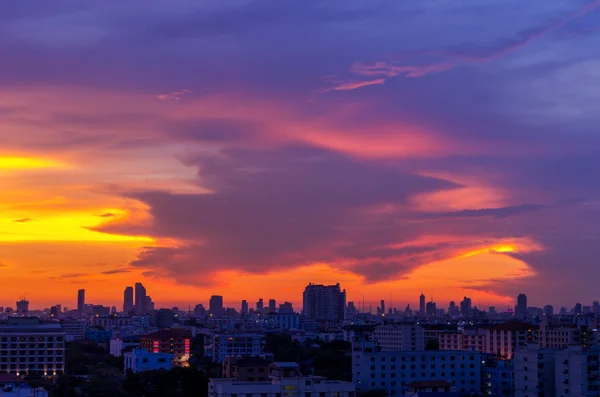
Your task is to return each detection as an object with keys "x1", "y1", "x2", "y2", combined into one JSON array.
[
  {"x1": 302, "y1": 283, "x2": 346, "y2": 322},
  {"x1": 241, "y1": 300, "x2": 249, "y2": 317},
  {"x1": 380, "y1": 299, "x2": 386, "y2": 317},
  {"x1": 460, "y1": 296, "x2": 472, "y2": 317},
  {"x1": 268, "y1": 299, "x2": 276, "y2": 313},
  {"x1": 515, "y1": 293, "x2": 527, "y2": 318},
  {"x1": 123, "y1": 286, "x2": 134, "y2": 313},
  {"x1": 256, "y1": 298, "x2": 264, "y2": 312},
  {"x1": 77, "y1": 289, "x2": 85, "y2": 315},
  {"x1": 135, "y1": 282, "x2": 147, "y2": 315},
  {"x1": 209, "y1": 295, "x2": 224, "y2": 316},
  {"x1": 419, "y1": 294, "x2": 426, "y2": 317},
  {"x1": 426, "y1": 300, "x2": 437, "y2": 317}
]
